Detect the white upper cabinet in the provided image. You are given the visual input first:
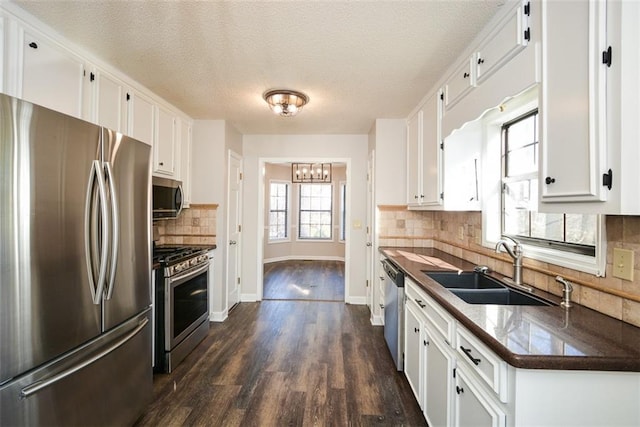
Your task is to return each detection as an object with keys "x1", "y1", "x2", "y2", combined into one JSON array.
[
  {"x1": 442, "y1": 119, "x2": 482, "y2": 211},
  {"x1": 21, "y1": 28, "x2": 85, "y2": 119},
  {"x1": 539, "y1": 0, "x2": 609, "y2": 205},
  {"x1": 407, "y1": 91, "x2": 443, "y2": 209},
  {"x1": 177, "y1": 118, "x2": 192, "y2": 206},
  {"x1": 153, "y1": 105, "x2": 176, "y2": 176},
  {"x1": 0, "y1": 16, "x2": 5, "y2": 93},
  {"x1": 406, "y1": 108, "x2": 422, "y2": 206},
  {"x1": 444, "y1": 58, "x2": 474, "y2": 111},
  {"x1": 126, "y1": 89, "x2": 154, "y2": 146},
  {"x1": 90, "y1": 69, "x2": 126, "y2": 133},
  {"x1": 476, "y1": 1, "x2": 529, "y2": 84}
]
